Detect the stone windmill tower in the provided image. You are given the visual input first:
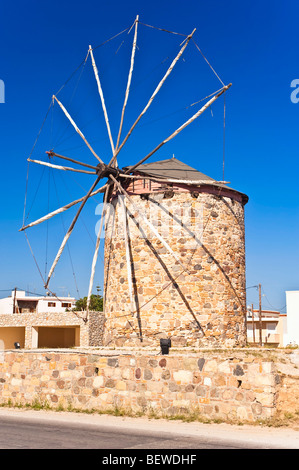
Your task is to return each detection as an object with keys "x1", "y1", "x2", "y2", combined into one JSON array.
[{"x1": 103, "y1": 157, "x2": 248, "y2": 348}]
